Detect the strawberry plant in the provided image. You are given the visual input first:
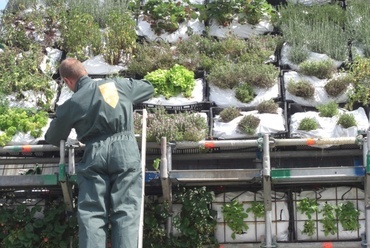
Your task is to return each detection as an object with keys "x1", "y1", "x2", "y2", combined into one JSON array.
[
  {"x1": 320, "y1": 202, "x2": 337, "y2": 236},
  {"x1": 222, "y1": 199, "x2": 249, "y2": 239},
  {"x1": 298, "y1": 197, "x2": 319, "y2": 236}
]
